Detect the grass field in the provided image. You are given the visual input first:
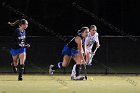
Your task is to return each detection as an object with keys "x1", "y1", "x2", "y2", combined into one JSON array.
[{"x1": 0, "y1": 74, "x2": 140, "y2": 93}]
